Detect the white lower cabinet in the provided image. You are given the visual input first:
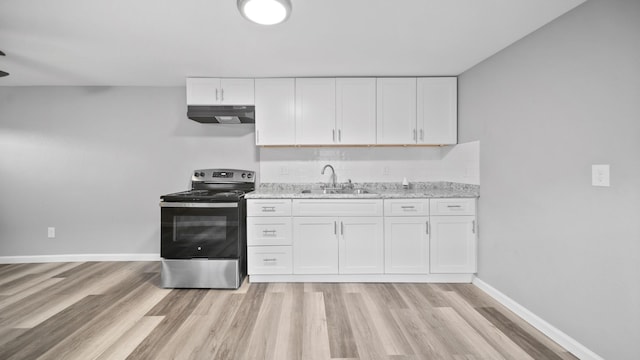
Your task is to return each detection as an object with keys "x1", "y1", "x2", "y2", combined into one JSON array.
[
  {"x1": 384, "y1": 216, "x2": 429, "y2": 274},
  {"x1": 248, "y1": 197, "x2": 477, "y2": 281},
  {"x1": 339, "y1": 217, "x2": 384, "y2": 274},
  {"x1": 247, "y1": 199, "x2": 293, "y2": 275},
  {"x1": 248, "y1": 246, "x2": 292, "y2": 275},
  {"x1": 429, "y1": 215, "x2": 477, "y2": 274},
  {"x1": 292, "y1": 217, "x2": 339, "y2": 274}
]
